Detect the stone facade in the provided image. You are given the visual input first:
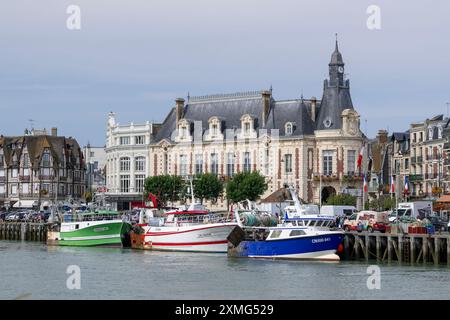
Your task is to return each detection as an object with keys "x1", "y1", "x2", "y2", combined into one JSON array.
[{"x1": 148, "y1": 41, "x2": 366, "y2": 209}]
